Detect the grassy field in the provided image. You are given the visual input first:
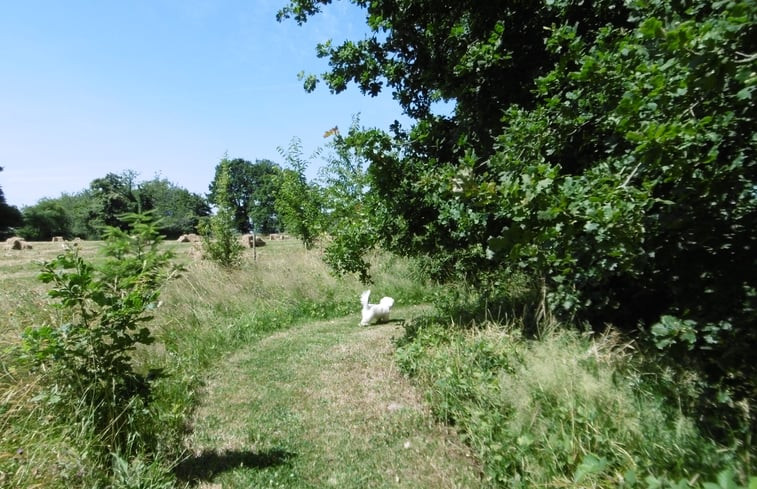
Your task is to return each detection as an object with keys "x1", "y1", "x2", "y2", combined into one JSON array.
[
  {"x1": 0, "y1": 238, "x2": 479, "y2": 488},
  {"x1": 1, "y1": 239, "x2": 751, "y2": 488}
]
